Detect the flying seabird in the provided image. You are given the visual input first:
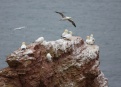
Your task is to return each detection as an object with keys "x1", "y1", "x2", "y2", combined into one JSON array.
[
  {"x1": 55, "y1": 11, "x2": 76, "y2": 27},
  {"x1": 14, "y1": 26, "x2": 25, "y2": 30}
]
